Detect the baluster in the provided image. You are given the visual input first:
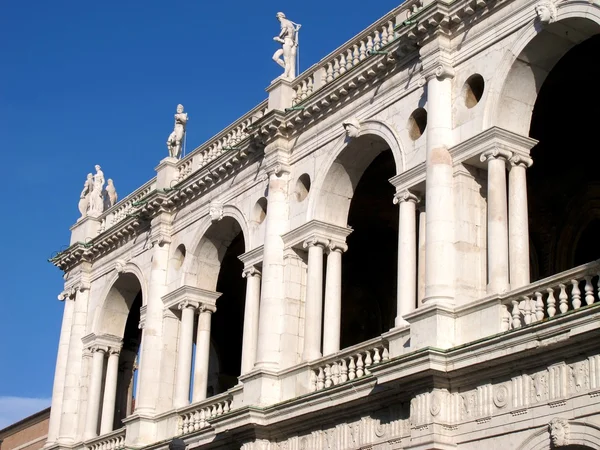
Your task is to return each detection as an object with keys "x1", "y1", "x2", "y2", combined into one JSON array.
[
  {"x1": 307, "y1": 75, "x2": 314, "y2": 96},
  {"x1": 224, "y1": 401, "x2": 230, "y2": 413},
  {"x1": 501, "y1": 305, "x2": 510, "y2": 331},
  {"x1": 382, "y1": 347, "x2": 390, "y2": 361},
  {"x1": 388, "y1": 21, "x2": 396, "y2": 41},
  {"x1": 346, "y1": 49, "x2": 354, "y2": 70},
  {"x1": 193, "y1": 411, "x2": 201, "y2": 431},
  {"x1": 199, "y1": 409, "x2": 206, "y2": 428},
  {"x1": 364, "y1": 350, "x2": 373, "y2": 375},
  {"x1": 356, "y1": 353, "x2": 364, "y2": 377},
  {"x1": 584, "y1": 276, "x2": 595, "y2": 305},
  {"x1": 366, "y1": 35, "x2": 374, "y2": 54},
  {"x1": 333, "y1": 58, "x2": 340, "y2": 79},
  {"x1": 340, "y1": 359, "x2": 348, "y2": 383},
  {"x1": 309, "y1": 369, "x2": 317, "y2": 392},
  {"x1": 331, "y1": 362, "x2": 340, "y2": 385},
  {"x1": 373, "y1": 347, "x2": 381, "y2": 364},
  {"x1": 597, "y1": 272, "x2": 600, "y2": 300},
  {"x1": 339, "y1": 53, "x2": 347, "y2": 75},
  {"x1": 217, "y1": 402, "x2": 224, "y2": 415},
  {"x1": 571, "y1": 279, "x2": 582, "y2": 309},
  {"x1": 373, "y1": 31, "x2": 381, "y2": 50},
  {"x1": 177, "y1": 417, "x2": 184, "y2": 436},
  {"x1": 559, "y1": 283, "x2": 569, "y2": 313},
  {"x1": 381, "y1": 26, "x2": 389, "y2": 46},
  {"x1": 353, "y1": 44, "x2": 360, "y2": 65},
  {"x1": 324, "y1": 364, "x2": 332, "y2": 388},
  {"x1": 534, "y1": 292, "x2": 544, "y2": 321},
  {"x1": 211, "y1": 404, "x2": 218, "y2": 418},
  {"x1": 359, "y1": 41, "x2": 367, "y2": 61},
  {"x1": 348, "y1": 357, "x2": 356, "y2": 380},
  {"x1": 326, "y1": 62, "x2": 334, "y2": 83},
  {"x1": 512, "y1": 300, "x2": 522, "y2": 329},
  {"x1": 547, "y1": 287, "x2": 557, "y2": 317},
  {"x1": 317, "y1": 367, "x2": 325, "y2": 390},
  {"x1": 522, "y1": 296, "x2": 532, "y2": 325}
]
